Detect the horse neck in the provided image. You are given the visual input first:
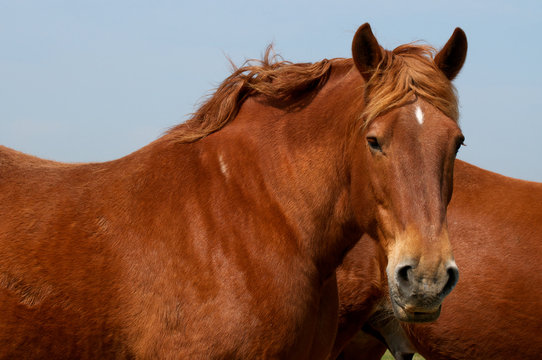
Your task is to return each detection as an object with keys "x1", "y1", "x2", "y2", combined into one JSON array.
[{"x1": 184, "y1": 64, "x2": 364, "y2": 280}]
